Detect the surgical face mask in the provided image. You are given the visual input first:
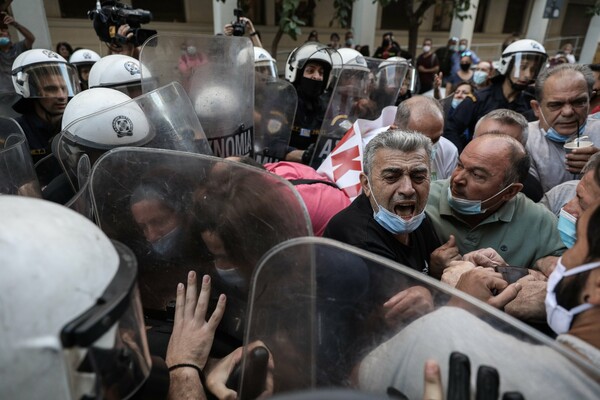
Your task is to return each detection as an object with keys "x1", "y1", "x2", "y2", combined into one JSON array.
[
  {"x1": 451, "y1": 97, "x2": 463, "y2": 109},
  {"x1": 368, "y1": 181, "x2": 426, "y2": 234},
  {"x1": 422, "y1": 45, "x2": 431, "y2": 53},
  {"x1": 449, "y1": 45, "x2": 457, "y2": 51},
  {"x1": 459, "y1": 44, "x2": 467, "y2": 52},
  {"x1": 447, "y1": 184, "x2": 513, "y2": 215},
  {"x1": 540, "y1": 110, "x2": 586, "y2": 143},
  {"x1": 151, "y1": 226, "x2": 182, "y2": 256},
  {"x1": 473, "y1": 70, "x2": 488, "y2": 85},
  {"x1": 0, "y1": 37, "x2": 10, "y2": 46},
  {"x1": 216, "y1": 266, "x2": 246, "y2": 288},
  {"x1": 460, "y1": 63, "x2": 471, "y2": 72},
  {"x1": 545, "y1": 257, "x2": 600, "y2": 335},
  {"x1": 187, "y1": 46, "x2": 197, "y2": 55},
  {"x1": 557, "y1": 208, "x2": 577, "y2": 248}
]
